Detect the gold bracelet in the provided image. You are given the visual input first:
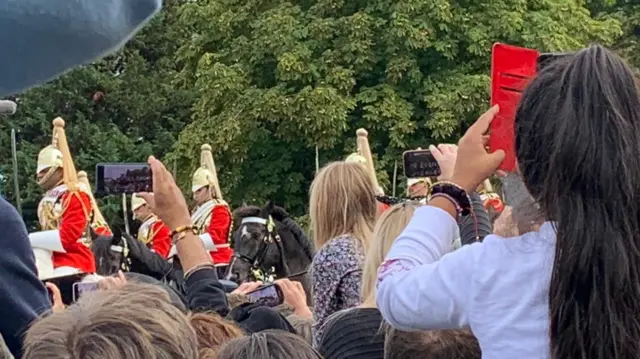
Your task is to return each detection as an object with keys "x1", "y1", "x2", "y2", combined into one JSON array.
[{"x1": 171, "y1": 227, "x2": 198, "y2": 245}]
